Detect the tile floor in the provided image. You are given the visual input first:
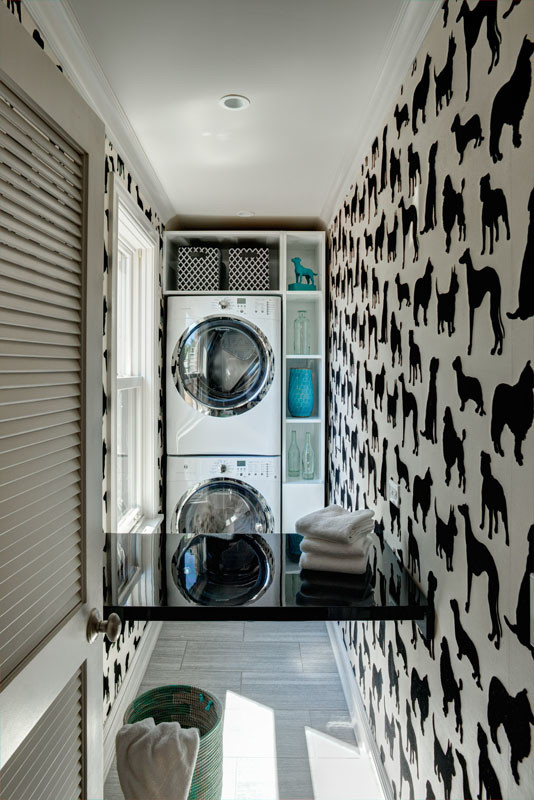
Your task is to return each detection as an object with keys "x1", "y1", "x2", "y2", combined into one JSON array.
[{"x1": 104, "y1": 621, "x2": 383, "y2": 800}]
